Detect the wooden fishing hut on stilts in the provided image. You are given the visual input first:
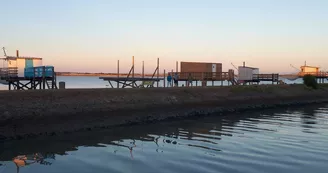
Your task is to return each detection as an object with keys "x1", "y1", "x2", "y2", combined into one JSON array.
[
  {"x1": 164, "y1": 61, "x2": 237, "y2": 87},
  {"x1": 0, "y1": 49, "x2": 57, "y2": 90},
  {"x1": 236, "y1": 62, "x2": 279, "y2": 85}
]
